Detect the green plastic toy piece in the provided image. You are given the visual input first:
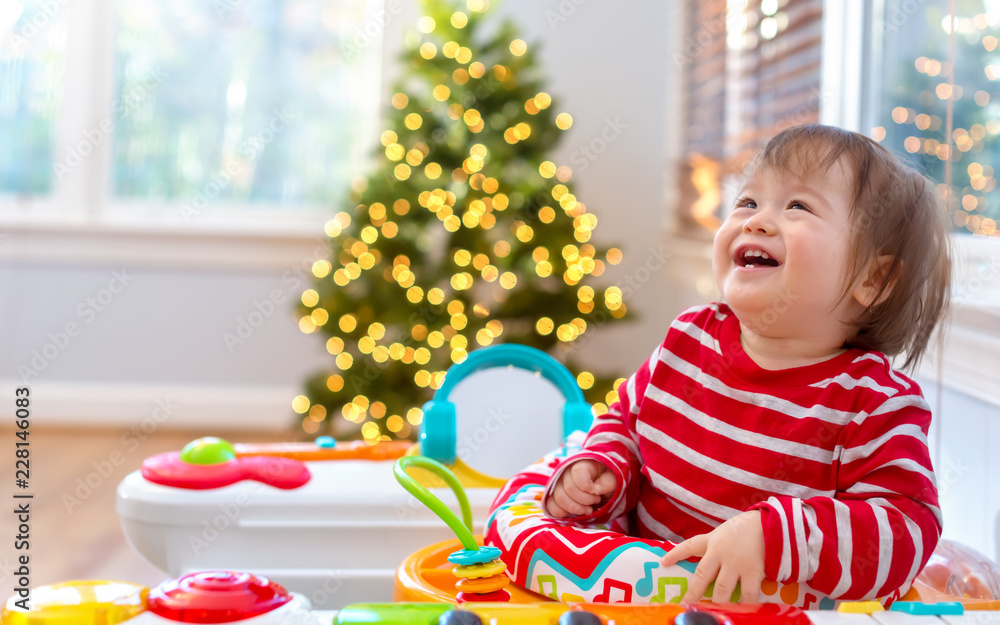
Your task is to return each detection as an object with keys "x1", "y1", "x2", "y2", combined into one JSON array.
[
  {"x1": 334, "y1": 603, "x2": 452, "y2": 624},
  {"x1": 179, "y1": 437, "x2": 237, "y2": 465}
]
